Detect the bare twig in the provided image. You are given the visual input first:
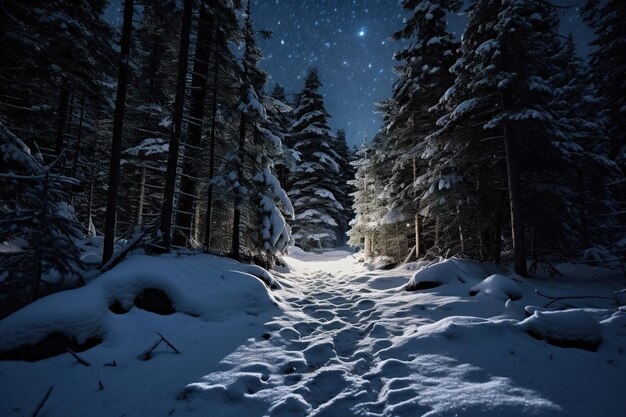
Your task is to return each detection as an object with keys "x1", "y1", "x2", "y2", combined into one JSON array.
[
  {"x1": 535, "y1": 289, "x2": 614, "y2": 308},
  {"x1": 156, "y1": 331, "x2": 181, "y2": 354},
  {"x1": 31, "y1": 385, "x2": 54, "y2": 417},
  {"x1": 67, "y1": 348, "x2": 90, "y2": 367},
  {"x1": 138, "y1": 332, "x2": 181, "y2": 360}
]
